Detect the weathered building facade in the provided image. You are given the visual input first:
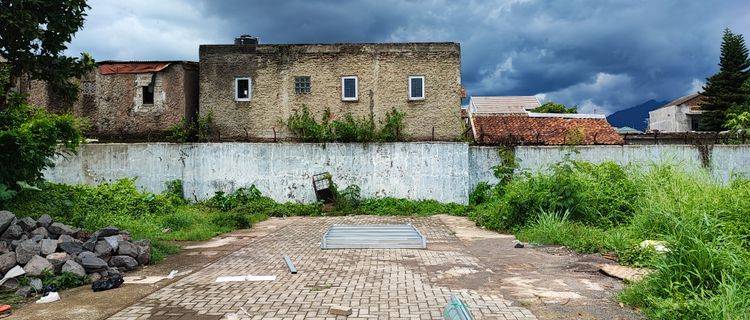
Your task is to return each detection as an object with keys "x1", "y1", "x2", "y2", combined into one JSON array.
[
  {"x1": 648, "y1": 93, "x2": 705, "y2": 132},
  {"x1": 22, "y1": 61, "x2": 198, "y2": 139},
  {"x1": 199, "y1": 39, "x2": 463, "y2": 141}
]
